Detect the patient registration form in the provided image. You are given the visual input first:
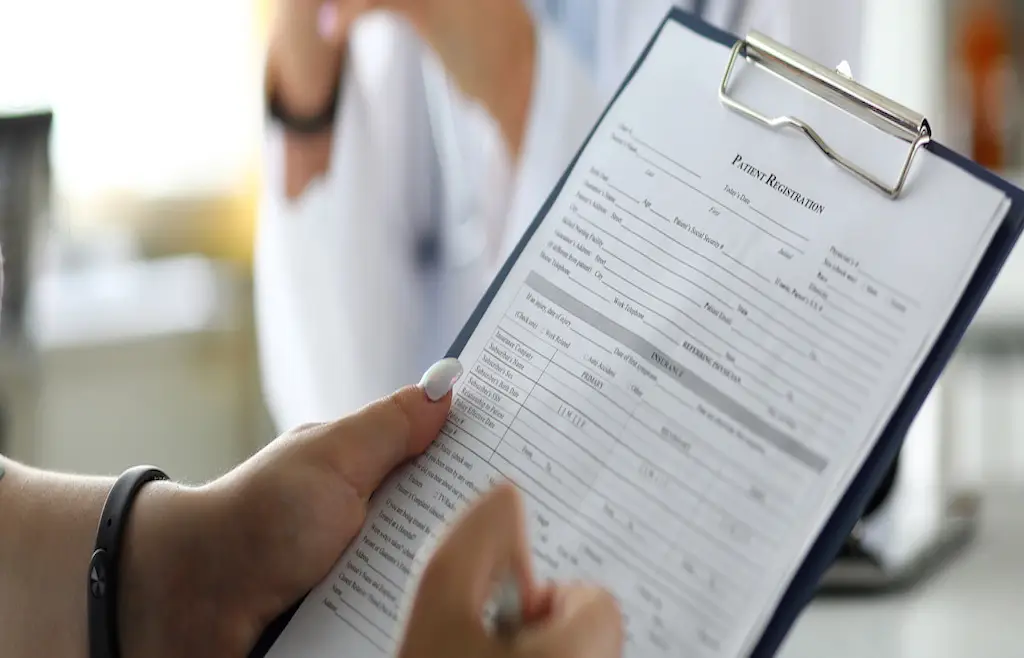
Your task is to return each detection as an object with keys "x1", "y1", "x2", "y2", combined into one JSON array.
[{"x1": 266, "y1": 18, "x2": 1010, "y2": 658}]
